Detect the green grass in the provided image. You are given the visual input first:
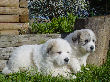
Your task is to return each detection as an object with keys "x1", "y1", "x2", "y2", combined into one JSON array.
[{"x1": 0, "y1": 50, "x2": 110, "y2": 82}]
